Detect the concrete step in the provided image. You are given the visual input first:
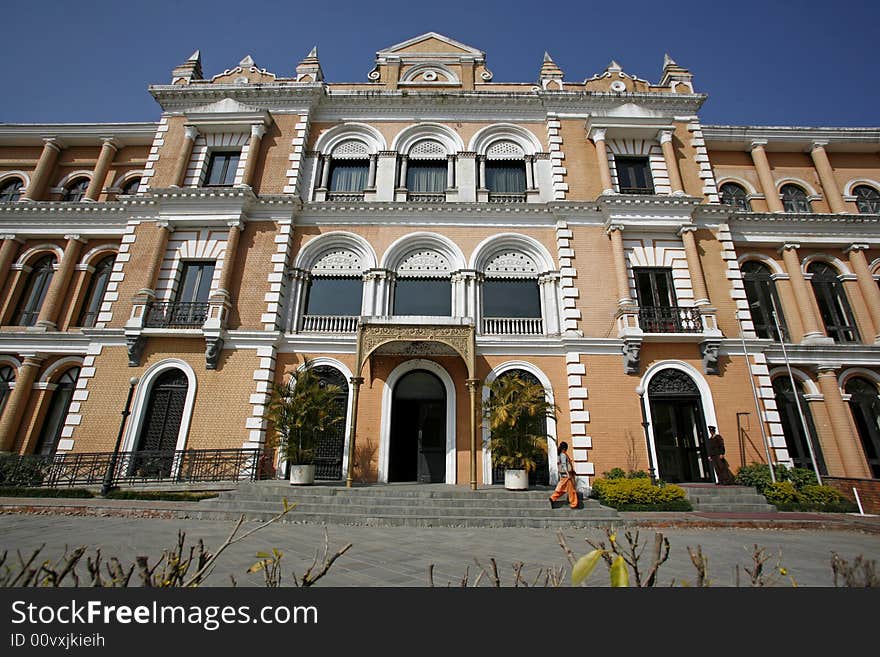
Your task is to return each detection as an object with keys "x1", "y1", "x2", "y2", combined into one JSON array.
[
  {"x1": 692, "y1": 503, "x2": 777, "y2": 513},
  {"x1": 679, "y1": 484, "x2": 776, "y2": 513}
]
